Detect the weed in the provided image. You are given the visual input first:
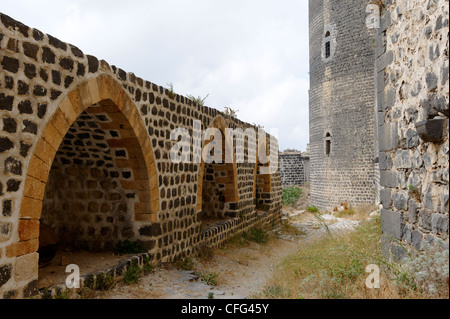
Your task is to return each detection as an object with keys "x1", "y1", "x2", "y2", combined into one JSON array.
[
  {"x1": 196, "y1": 244, "x2": 215, "y2": 261},
  {"x1": 174, "y1": 256, "x2": 194, "y2": 271},
  {"x1": 282, "y1": 187, "x2": 302, "y2": 206},
  {"x1": 208, "y1": 292, "x2": 215, "y2": 299},
  {"x1": 313, "y1": 212, "x2": 333, "y2": 238},
  {"x1": 187, "y1": 93, "x2": 209, "y2": 107},
  {"x1": 143, "y1": 257, "x2": 155, "y2": 274},
  {"x1": 224, "y1": 107, "x2": 239, "y2": 118},
  {"x1": 408, "y1": 184, "x2": 421, "y2": 202},
  {"x1": 95, "y1": 273, "x2": 116, "y2": 291},
  {"x1": 306, "y1": 205, "x2": 319, "y2": 213},
  {"x1": 223, "y1": 233, "x2": 247, "y2": 248},
  {"x1": 261, "y1": 215, "x2": 448, "y2": 299},
  {"x1": 167, "y1": 82, "x2": 176, "y2": 99},
  {"x1": 123, "y1": 262, "x2": 142, "y2": 285},
  {"x1": 199, "y1": 272, "x2": 219, "y2": 286},
  {"x1": 262, "y1": 285, "x2": 291, "y2": 299},
  {"x1": 281, "y1": 220, "x2": 306, "y2": 237},
  {"x1": 114, "y1": 240, "x2": 145, "y2": 255},
  {"x1": 244, "y1": 227, "x2": 269, "y2": 244},
  {"x1": 40, "y1": 288, "x2": 52, "y2": 299},
  {"x1": 54, "y1": 289, "x2": 68, "y2": 299}
]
